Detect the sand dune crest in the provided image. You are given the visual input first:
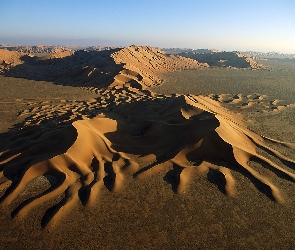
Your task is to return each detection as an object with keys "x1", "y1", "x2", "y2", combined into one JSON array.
[{"x1": 1, "y1": 91, "x2": 295, "y2": 228}]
